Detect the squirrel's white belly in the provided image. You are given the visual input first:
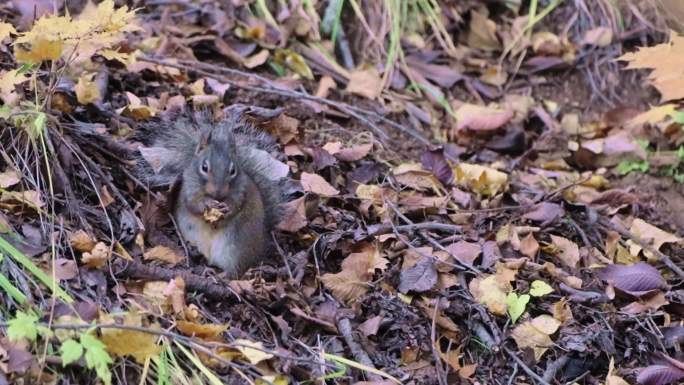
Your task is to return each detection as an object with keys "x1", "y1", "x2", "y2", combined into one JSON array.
[{"x1": 174, "y1": 207, "x2": 240, "y2": 273}]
